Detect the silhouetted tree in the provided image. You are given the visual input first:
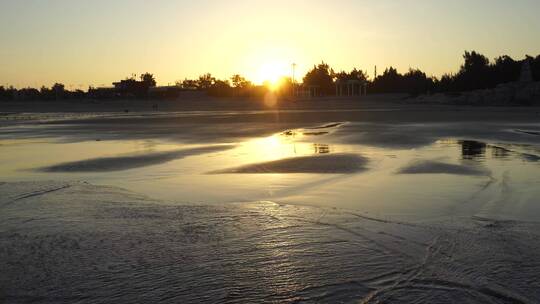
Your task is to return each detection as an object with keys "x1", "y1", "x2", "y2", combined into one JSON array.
[
  {"x1": 70, "y1": 89, "x2": 86, "y2": 99},
  {"x1": 492, "y1": 55, "x2": 521, "y2": 84},
  {"x1": 303, "y1": 62, "x2": 335, "y2": 95},
  {"x1": 113, "y1": 75, "x2": 149, "y2": 98},
  {"x1": 207, "y1": 79, "x2": 233, "y2": 97},
  {"x1": 177, "y1": 79, "x2": 198, "y2": 90},
  {"x1": 369, "y1": 67, "x2": 403, "y2": 93},
  {"x1": 197, "y1": 73, "x2": 216, "y2": 89},
  {"x1": 0, "y1": 86, "x2": 14, "y2": 101},
  {"x1": 531, "y1": 55, "x2": 540, "y2": 81},
  {"x1": 231, "y1": 74, "x2": 252, "y2": 89},
  {"x1": 431, "y1": 52, "x2": 533, "y2": 93},
  {"x1": 454, "y1": 51, "x2": 491, "y2": 90},
  {"x1": 52, "y1": 83, "x2": 65, "y2": 100},
  {"x1": 140, "y1": 73, "x2": 157, "y2": 87},
  {"x1": 39, "y1": 86, "x2": 54, "y2": 100},
  {"x1": 403, "y1": 69, "x2": 435, "y2": 95},
  {"x1": 2, "y1": 50, "x2": 539, "y2": 102},
  {"x1": 350, "y1": 68, "x2": 369, "y2": 82},
  {"x1": 435, "y1": 73, "x2": 456, "y2": 92},
  {"x1": 16, "y1": 88, "x2": 40, "y2": 100},
  {"x1": 367, "y1": 67, "x2": 434, "y2": 95},
  {"x1": 335, "y1": 68, "x2": 369, "y2": 82}
]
